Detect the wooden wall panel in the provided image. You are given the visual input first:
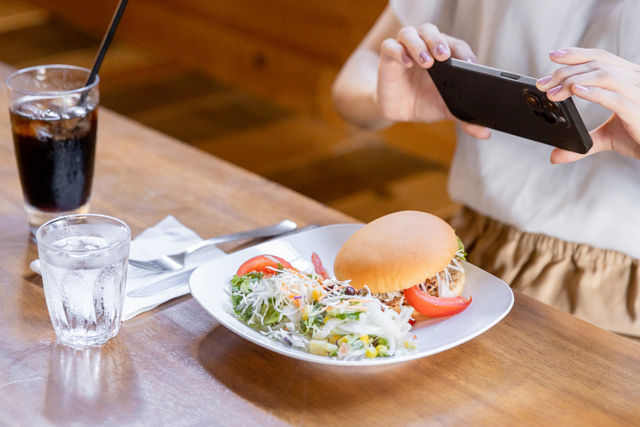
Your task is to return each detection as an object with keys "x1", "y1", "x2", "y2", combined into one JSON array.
[
  {"x1": 150, "y1": 0, "x2": 382, "y2": 64},
  {"x1": 23, "y1": 0, "x2": 387, "y2": 114}
]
